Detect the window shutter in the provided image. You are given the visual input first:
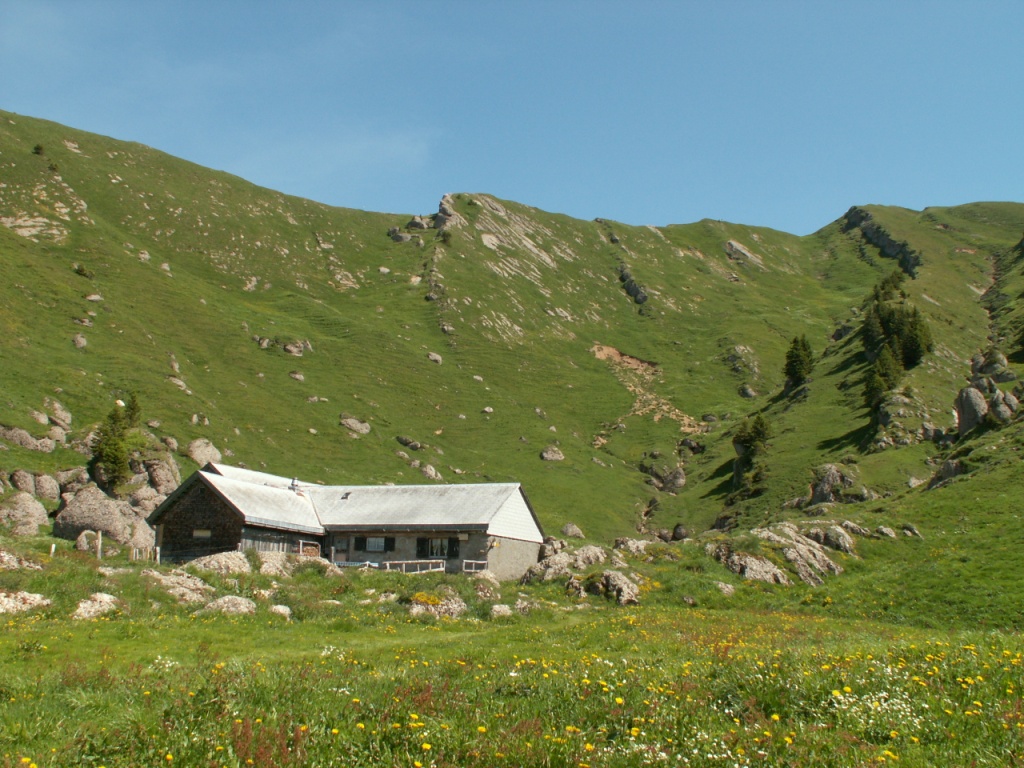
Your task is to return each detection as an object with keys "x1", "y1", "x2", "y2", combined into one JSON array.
[
  {"x1": 448, "y1": 537, "x2": 460, "y2": 559},
  {"x1": 416, "y1": 538, "x2": 428, "y2": 558},
  {"x1": 354, "y1": 536, "x2": 366, "y2": 552},
  {"x1": 384, "y1": 536, "x2": 395, "y2": 552}
]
